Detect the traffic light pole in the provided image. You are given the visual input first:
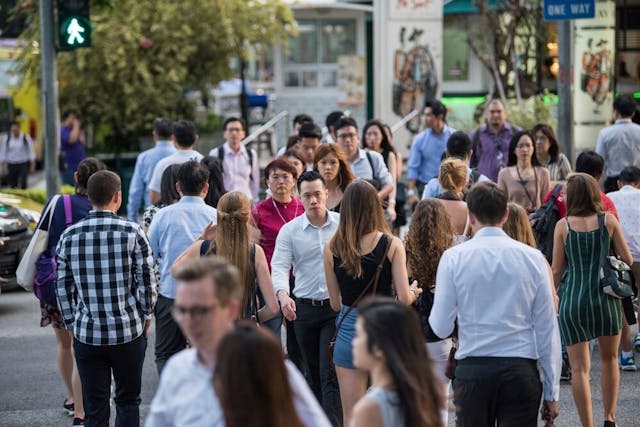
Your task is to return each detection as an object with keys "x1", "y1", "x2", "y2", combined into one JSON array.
[
  {"x1": 39, "y1": 0, "x2": 60, "y2": 198},
  {"x1": 557, "y1": 20, "x2": 573, "y2": 163}
]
